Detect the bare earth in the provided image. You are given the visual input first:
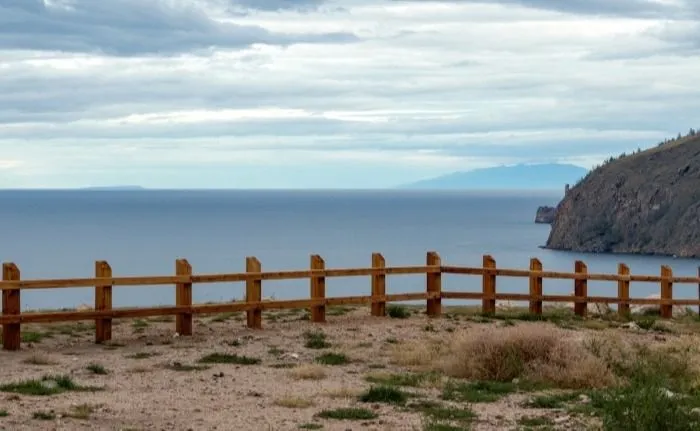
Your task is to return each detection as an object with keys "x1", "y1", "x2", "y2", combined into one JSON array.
[{"x1": 0, "y1": 305, "x2": 694, "y2": 431}]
